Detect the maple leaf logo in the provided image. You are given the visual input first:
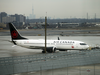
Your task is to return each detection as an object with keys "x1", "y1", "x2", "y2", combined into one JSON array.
[
  {"x1": 72, "y1": 46, "x2": 74, "y2": 48},
  {"x1": 11, "y1": 30, "x2": 18, "y2": 38}
]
